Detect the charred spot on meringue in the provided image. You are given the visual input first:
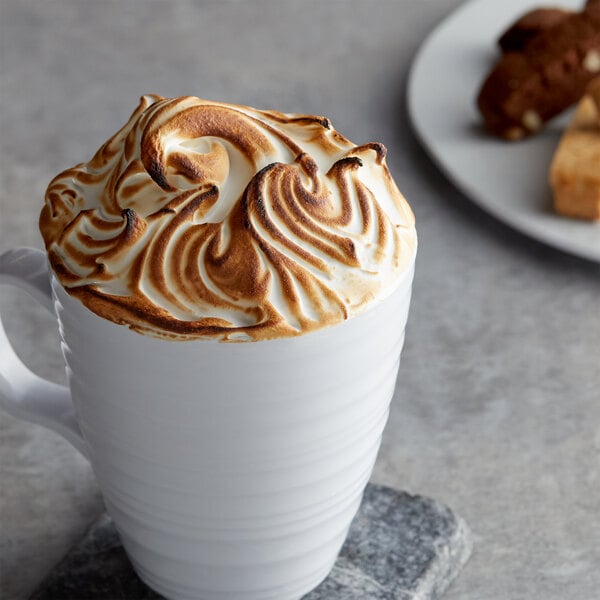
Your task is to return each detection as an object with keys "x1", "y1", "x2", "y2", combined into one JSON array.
[
  {"x1": 329, "y1": 156, "x2": 364, "y2": 173},
  {"x1": 40, "y1": 95, "x2": 416, "y2": 341},
  {"x1": 362, "y1": 142, "x2": 387, "y2": 163},
  {"x1": 122, "y1": 208, "x2": 136, "y2": 226}
]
